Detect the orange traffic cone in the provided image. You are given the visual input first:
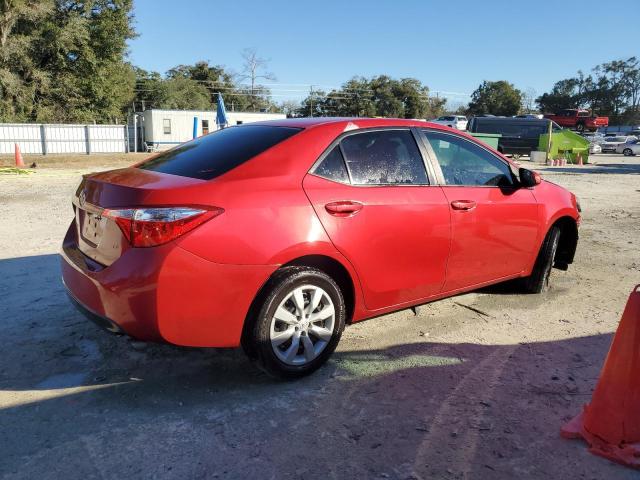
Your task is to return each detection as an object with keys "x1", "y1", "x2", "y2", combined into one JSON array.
[
  {"x1": 577, "y1": 153, "x2": 584, "y2": 166},
  {"x1": 14, "y1": 143, "x2": 25, "y2": 168},
  {"x1": 561, "y1": 285, "x2": 640, "y2": 468}
]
